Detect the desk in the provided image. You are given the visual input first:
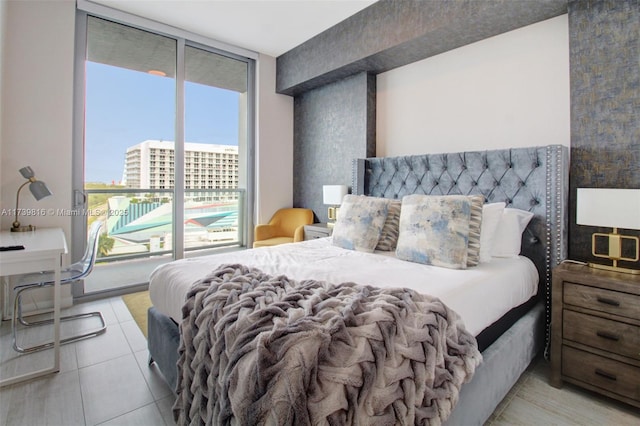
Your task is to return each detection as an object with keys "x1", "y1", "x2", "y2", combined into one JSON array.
[{"x1": 0, "y1": 227, "x2": 67, "y2": 387}]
